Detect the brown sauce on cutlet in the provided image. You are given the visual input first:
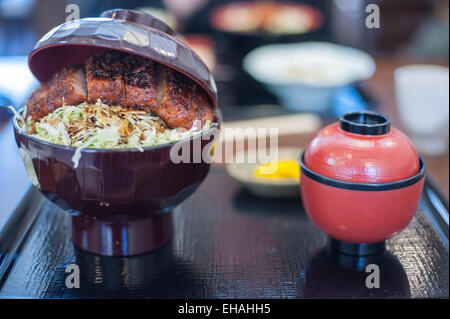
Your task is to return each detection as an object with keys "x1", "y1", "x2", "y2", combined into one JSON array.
[
  {"x1": 92, "y1": 51, "x2": 124, "y2": 79},
  {"x1": 92, "y1": 51, "x2": 155, "y2": 88},
  {"x1": 122, "y1": 55, "x2": 155, "y2": 87}
]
